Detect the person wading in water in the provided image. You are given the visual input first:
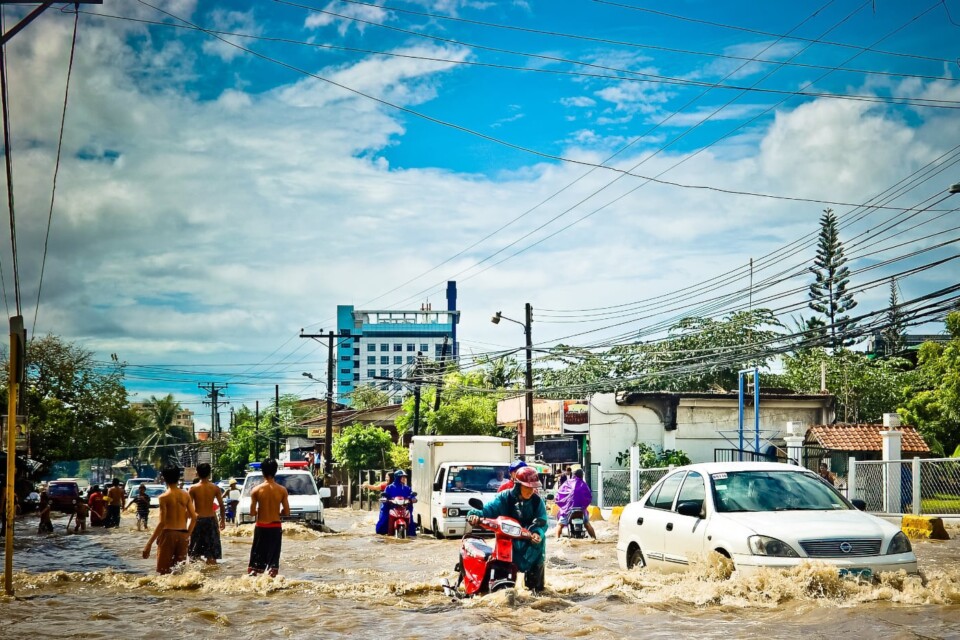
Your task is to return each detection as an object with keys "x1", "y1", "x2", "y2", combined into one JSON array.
[{"x1": 247, "y1": 458, "x2": 290, "y2": 578}]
